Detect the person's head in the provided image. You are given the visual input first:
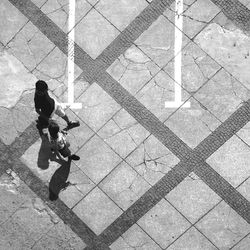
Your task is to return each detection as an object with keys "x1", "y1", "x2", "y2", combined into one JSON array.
[
  {"x1": 35, "y1": 80, "x2": 48, "y2": 96},
  {"x1": 48, "y1": 120, "x2": 60, "y2": 138}
]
